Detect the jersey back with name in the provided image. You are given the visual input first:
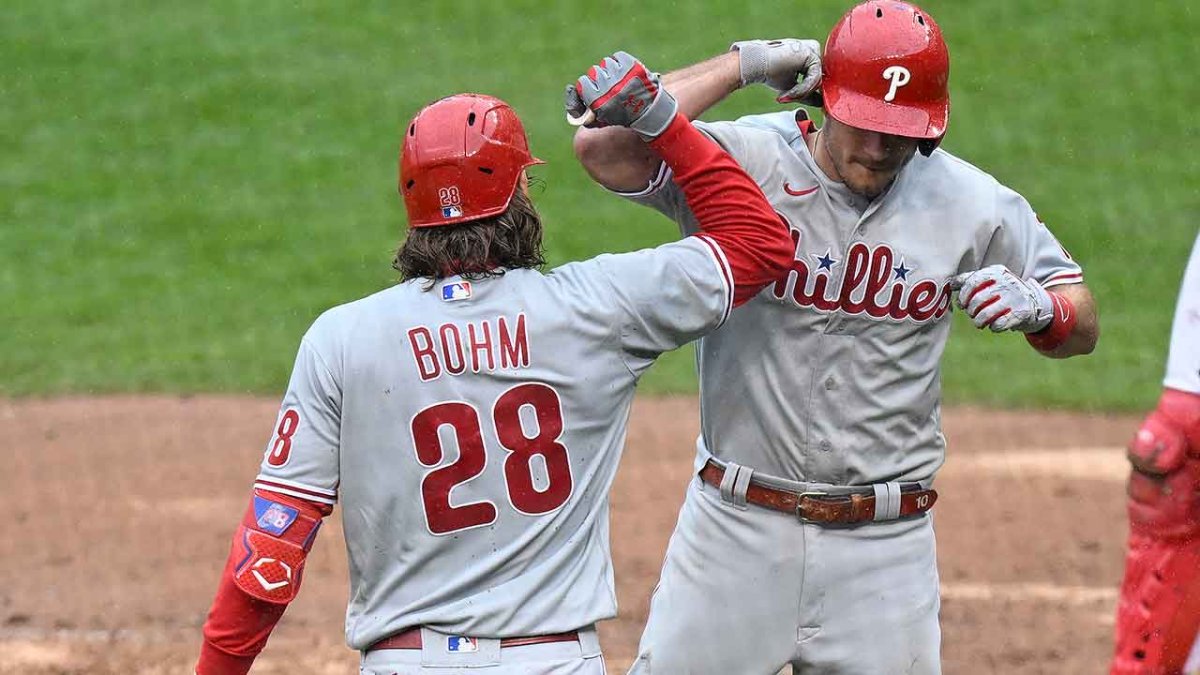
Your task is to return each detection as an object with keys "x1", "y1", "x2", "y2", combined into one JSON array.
[{"x1": 251, "y1": 239, "x2": 731, "y2": 648}]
